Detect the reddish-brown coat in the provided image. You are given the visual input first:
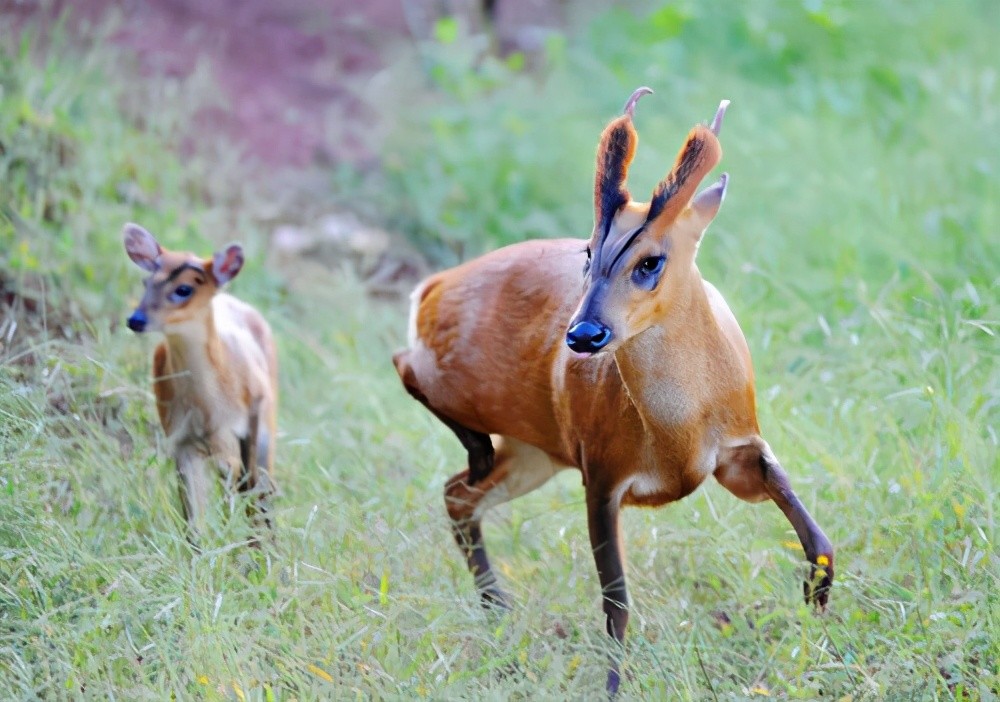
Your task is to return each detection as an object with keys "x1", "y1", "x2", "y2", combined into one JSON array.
[{"x1": 394, "y1": 93, "x2": 833, "y2": 695}]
